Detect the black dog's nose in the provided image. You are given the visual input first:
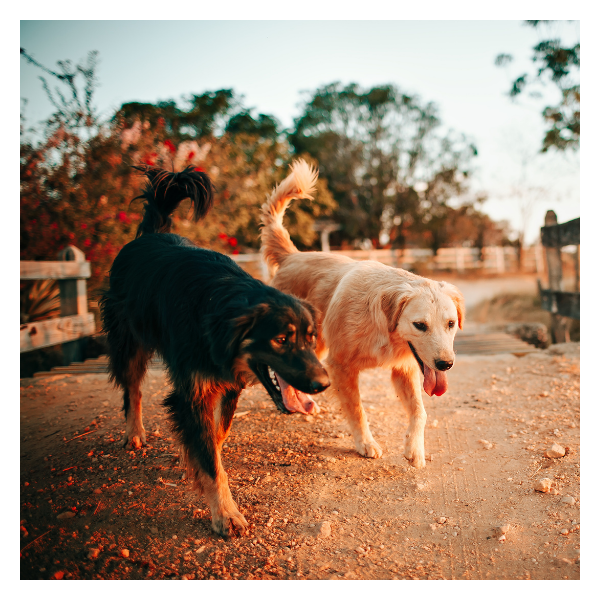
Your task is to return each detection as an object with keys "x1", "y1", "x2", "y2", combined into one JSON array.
[
  {"x1": 309, "y1": 376, "x2": 330, "y2": 394},
  {"x1": 435, "y1": 359, "x2": 454, "y2": 371}
]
